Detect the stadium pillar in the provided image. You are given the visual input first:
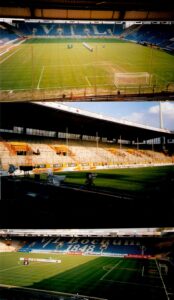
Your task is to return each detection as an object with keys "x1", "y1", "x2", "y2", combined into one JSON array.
[
  {"x1": 31, "y1": 45, "x2": 34, "y2": 95},
  {"x1": 166, "y1": 137, "x2": 168, "y2": 146},
  {"x1": 66, "y1": 128, "x2": 69, "y2": 157},
  {"x1": 23, "y1": 127, "x2": 27, "y2": 135},
  {"x1": 119, "y1": 135, "x2": 122, "y2": 149},
  {"x1": 160, "y1": 136, "x2": 166, "y2": 151},
  {"x1": 96, "y1": 132, "x2": 99, "y2": 151},
  {"x1": 149, "y1": 45, "x2": 154, "y2": 86},
  {"x1": 94, "y1": 45, "x2": 97, "y2": 96},
  {"x1": 159, "y1": 102, "x2": 166, "y2": 150}
]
